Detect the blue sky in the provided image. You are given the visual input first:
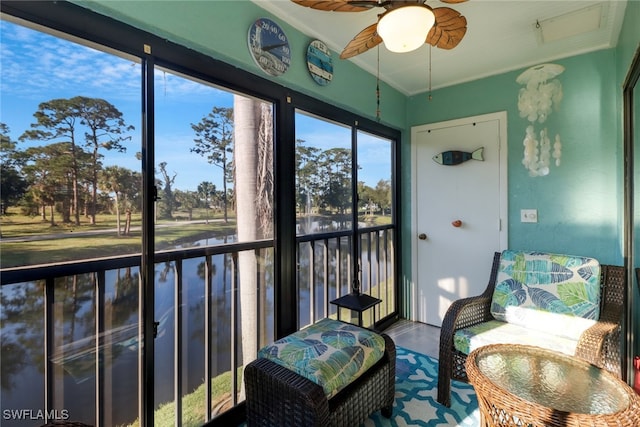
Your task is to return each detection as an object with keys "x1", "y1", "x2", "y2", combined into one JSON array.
[{"x1": 1, "y1": 18, "x2": 391, "y2": 192}]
